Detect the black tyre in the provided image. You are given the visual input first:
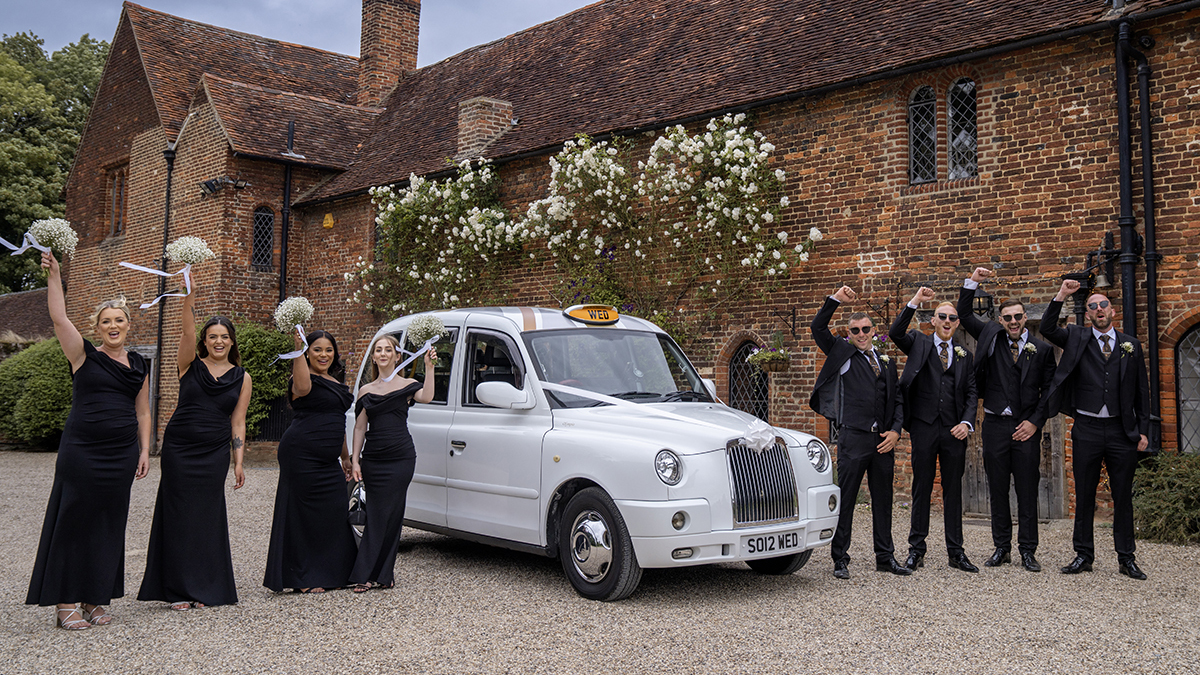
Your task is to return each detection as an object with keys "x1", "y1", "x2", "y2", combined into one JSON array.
[
  {"x1": 745, "y1": 549, "x2": 812, "y2": 575},
  {"x1": 558, "y1": 487, "x2": 643, "y2": 601}
]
